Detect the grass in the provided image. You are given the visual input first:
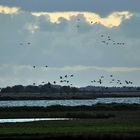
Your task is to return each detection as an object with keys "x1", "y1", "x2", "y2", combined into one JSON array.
[
  {"x1": 0, "y1": 104, "x2": 140, "y2": 139},
  {"x1": 0, "y1": 120, "x2": 140, "y2": 139},
  {"x1": 0, "y1": 103, "x2": 140, "y2": 119}
]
